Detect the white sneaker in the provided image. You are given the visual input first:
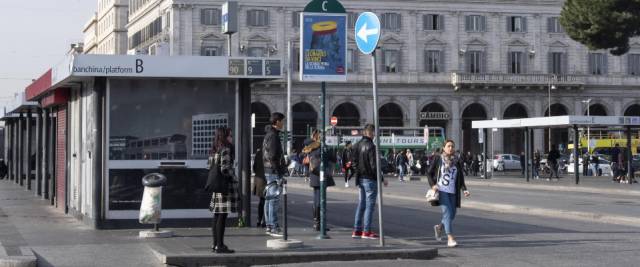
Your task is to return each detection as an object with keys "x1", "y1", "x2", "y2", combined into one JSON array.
[
  {"x1": 447, "y1": 239, "x2": 458, "y2": 247},
  {"x1": 345, "y1": 182, "x2": 350, "y2": 188}
]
